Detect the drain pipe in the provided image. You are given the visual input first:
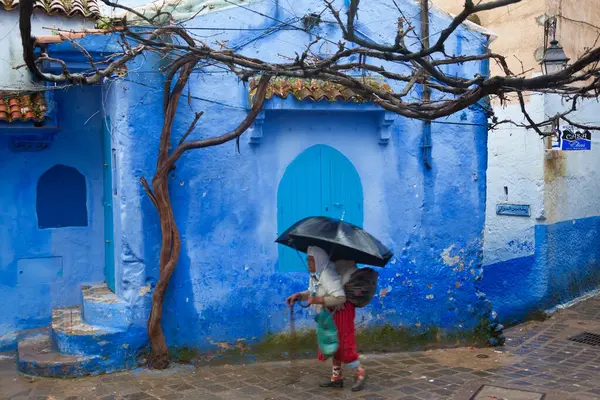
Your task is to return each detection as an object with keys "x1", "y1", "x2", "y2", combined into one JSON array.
[{"x1": 420, "y1": 0, "x2": 432, "y2": 169}]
